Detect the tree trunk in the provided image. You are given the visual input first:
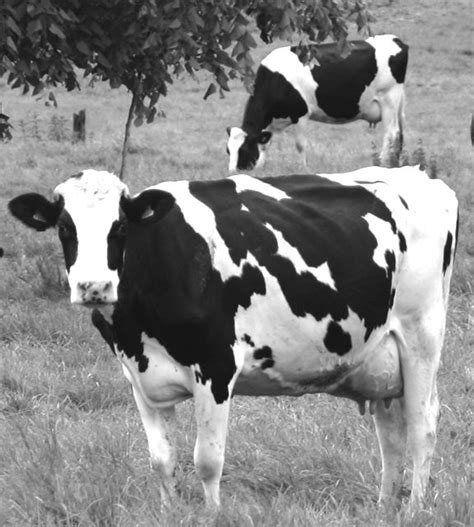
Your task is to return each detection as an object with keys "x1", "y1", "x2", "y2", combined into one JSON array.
[
  {"x1": 73, "y1": 109, "x2": 86, "y2": 142},
  {"x1": 120, "y1": 81, "x2": 141, "y2": 181}
]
